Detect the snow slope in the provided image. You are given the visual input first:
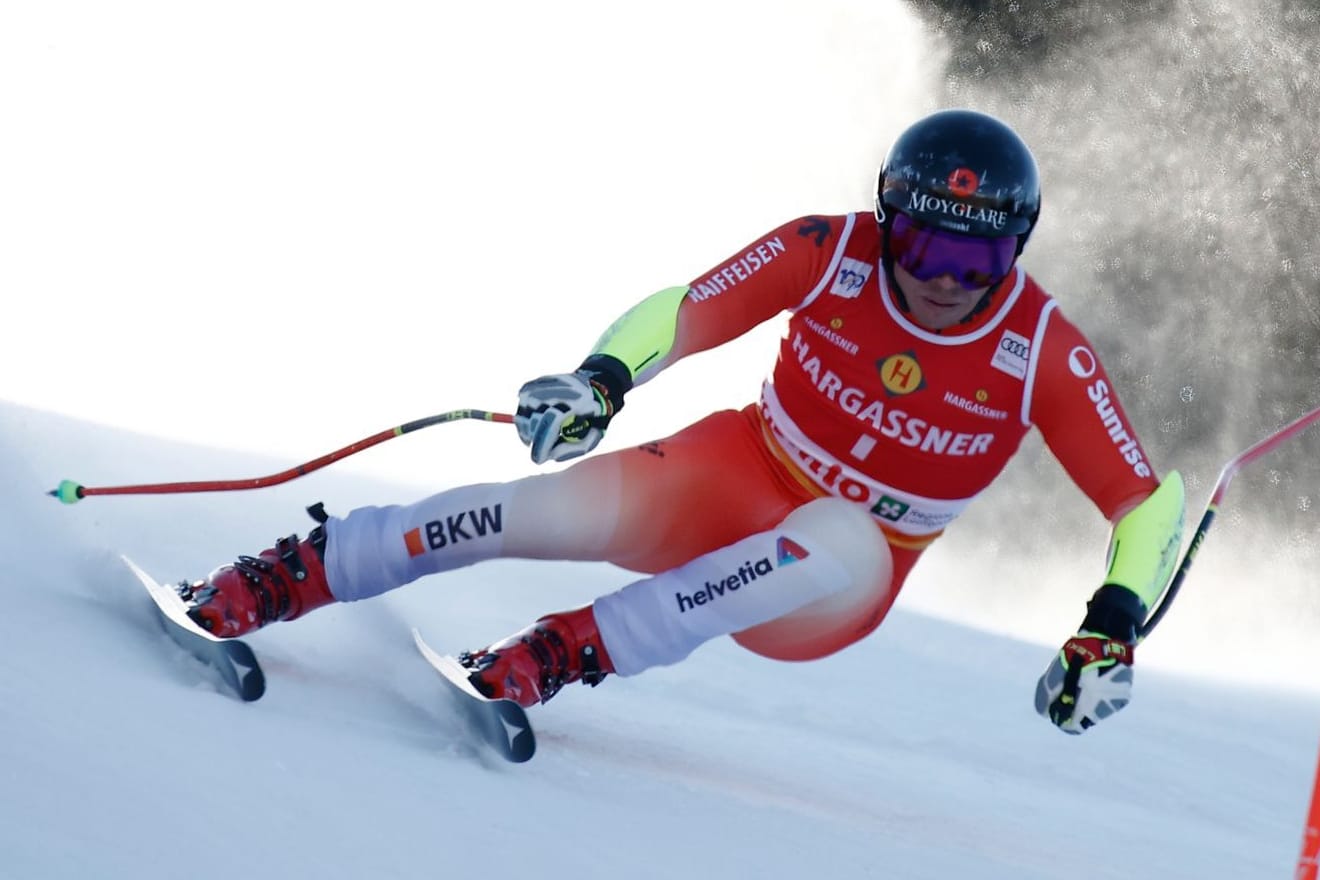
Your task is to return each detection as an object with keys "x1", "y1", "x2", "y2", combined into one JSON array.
[{"x1": 3, "y1": 400, "x2": 1317, "y2": 880}]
